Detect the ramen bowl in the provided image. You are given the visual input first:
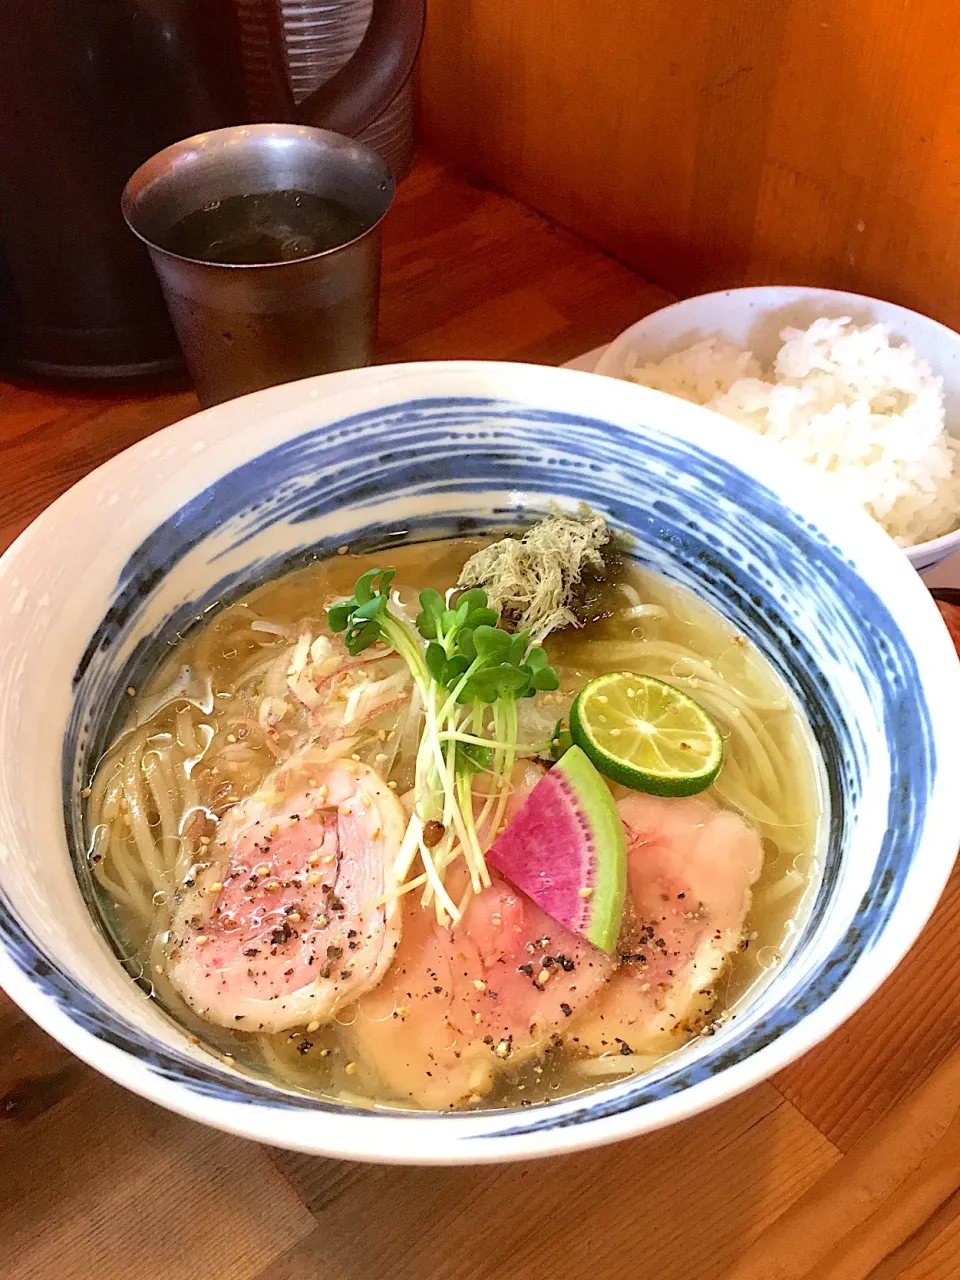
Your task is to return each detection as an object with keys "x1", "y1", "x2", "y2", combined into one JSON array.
[{"x1": 0, "y1": 361, "x2": 957, "y2": 1164}]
